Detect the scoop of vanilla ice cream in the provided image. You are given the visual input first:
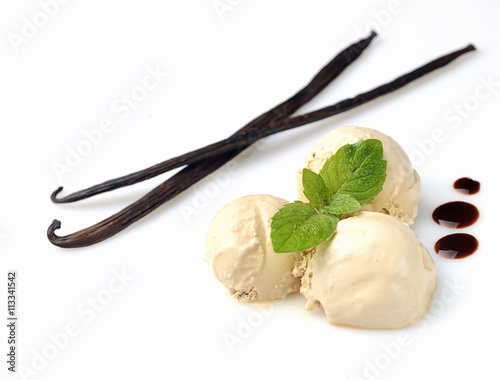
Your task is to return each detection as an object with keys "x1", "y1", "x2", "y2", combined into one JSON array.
[
  {"x1": 297, "y1": 126, "x2": 420, "y2": 225},
  {"x1": 298, "y1": 211, "x2": 436, "y2": 329},
  {"x1": 204, "y1": 194, "x2": 301, "y2": 303}
]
